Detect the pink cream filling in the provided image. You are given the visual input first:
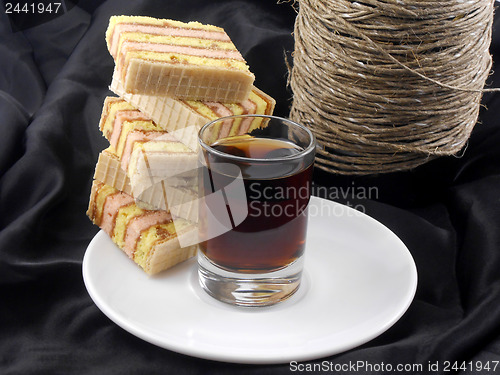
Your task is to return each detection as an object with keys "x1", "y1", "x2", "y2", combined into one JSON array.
[
  {"x1": 205, "y1": 98, "x2": 258, "y2": 138},
  {"x1": 109, "y1": 110, "x2": 151, "y2": 149},
  {"x1": 237, "y1": 100, "x2": 258, "y2": 134},
  {"x1": 205, "y1": 103, "x2": 234, "y2": 139},
  {"x1": 117, "y1": 41, "x2": 244, "y2": 70},
  {"x1": 110, "y1": 23, "x2": 230, "y2": 58},
  {"x1": 206, "y1": 102, "x2": 233, "y2": 118},
  {"x1": 123, "y1": 211, "x2": 173, "y2": 258},
  {"x1": 100, "y1": 192, "x2": 135, "y2": 236}
]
